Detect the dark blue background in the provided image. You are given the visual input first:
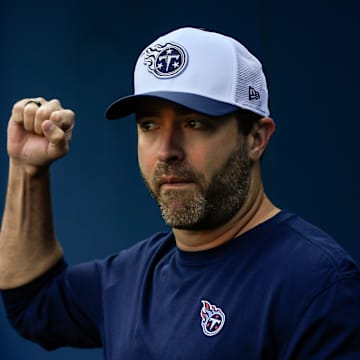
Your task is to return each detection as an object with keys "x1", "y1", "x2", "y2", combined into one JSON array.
[{"x1": 1, "y1": 0, "x2": 359, "y2": 358}]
